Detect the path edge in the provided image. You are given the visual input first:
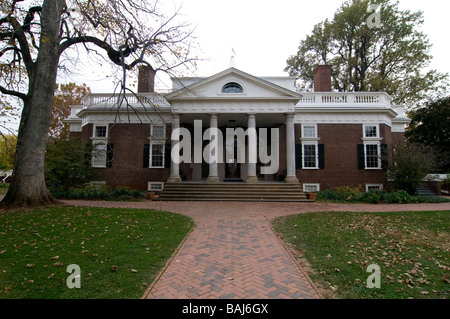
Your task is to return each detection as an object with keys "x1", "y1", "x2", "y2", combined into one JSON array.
[
  {"x1": 269, "y1": 218, "x2": 324, "y2": 299},
  {"x1": 141, "y1": 220, "x2": 197, "y2": 299}
]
